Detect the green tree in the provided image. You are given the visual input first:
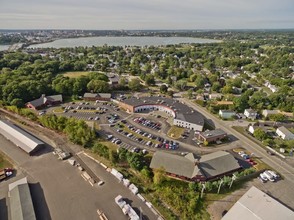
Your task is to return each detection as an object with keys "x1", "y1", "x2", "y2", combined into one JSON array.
[
  {"x1": 128, "y1": 78, "x2": 142, "y2": 91},
  {"x1": 87, "y1": 79, "x2": 109, "y2": 93},
  {"x1": 253, "y1": 128, "x2": 268, "y2": 141}
]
